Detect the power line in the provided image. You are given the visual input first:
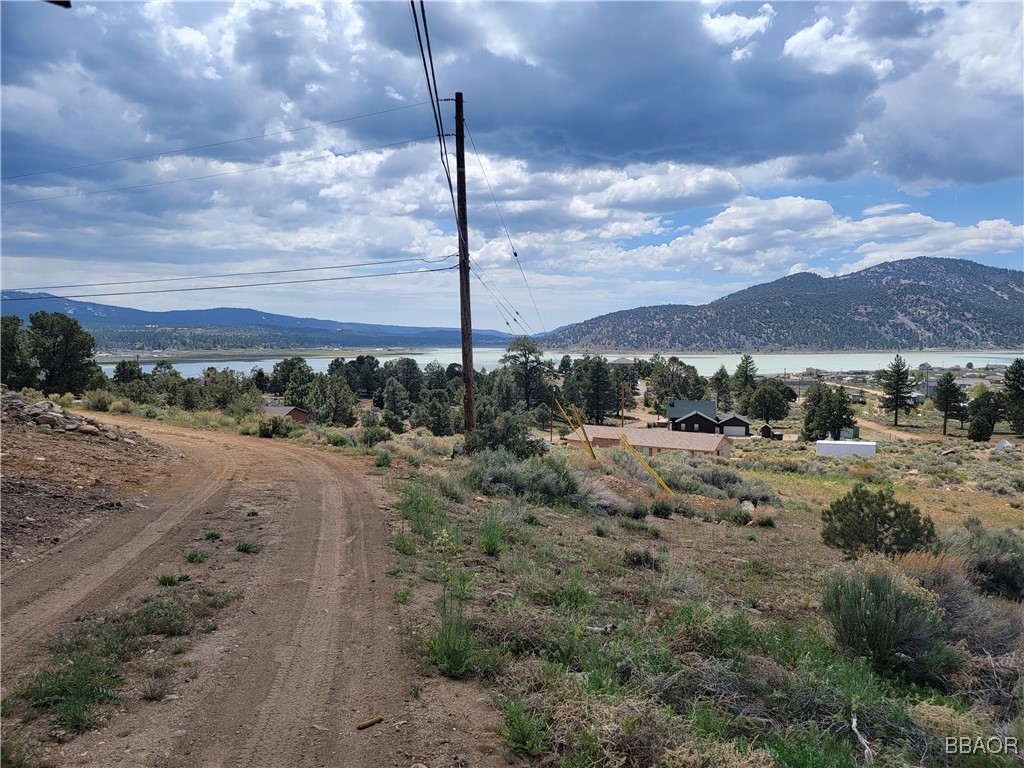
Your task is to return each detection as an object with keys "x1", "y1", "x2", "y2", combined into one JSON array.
[
  {"x1": 409, "y1": 0, "x2": 458, "y2": 235},
  {"x1": 469, "y1": 256, "x2": 535, "y2": 336},
  {"x1": 2, "y1": 135, "x2": 435, "y2": 206},
  {"x1": 1, "y1": 102, "x2": 432, "y2": 181},
  {"x1": 6, "y1": 253, "x2": 457, "y2": 293},
  {"x1": 0, "y1": 265, "x2": 458, "y2": 302},
  {"x1": 466, "y1": 121, "x2": 546, "y2": 334}
]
